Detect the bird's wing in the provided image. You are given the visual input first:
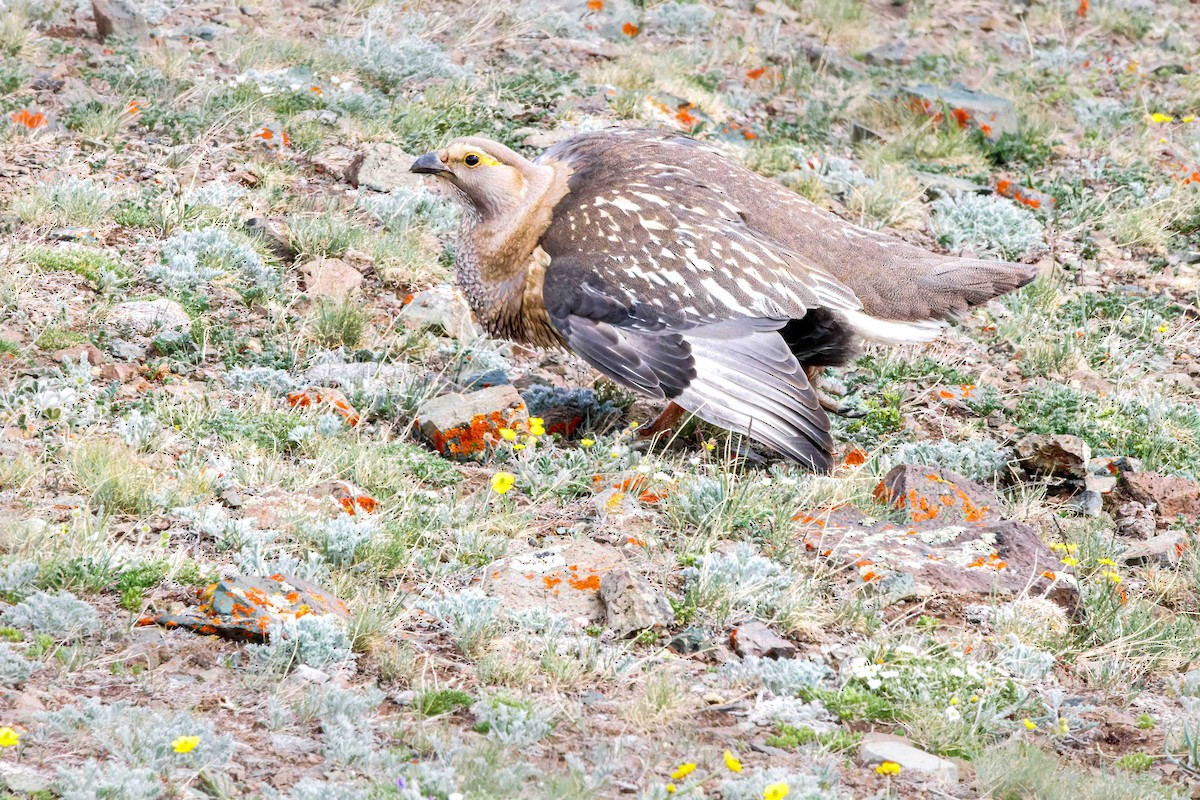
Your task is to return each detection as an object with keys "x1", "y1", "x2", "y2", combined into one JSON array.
[
  {"x1": 535, "y1": 131, "x2": 846, "y2": 466},
  {"x1": 537, "y1": 132, "x2": 861, "y2": 335}
]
